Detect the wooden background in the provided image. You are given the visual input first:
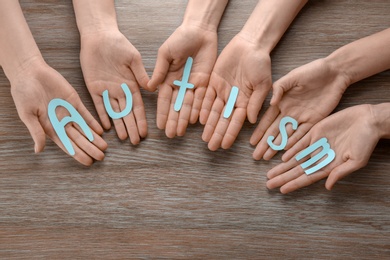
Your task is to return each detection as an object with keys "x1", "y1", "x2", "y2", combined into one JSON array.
[{"x1": 0, "y1": 0, "x2": 389, "y2": 259}]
